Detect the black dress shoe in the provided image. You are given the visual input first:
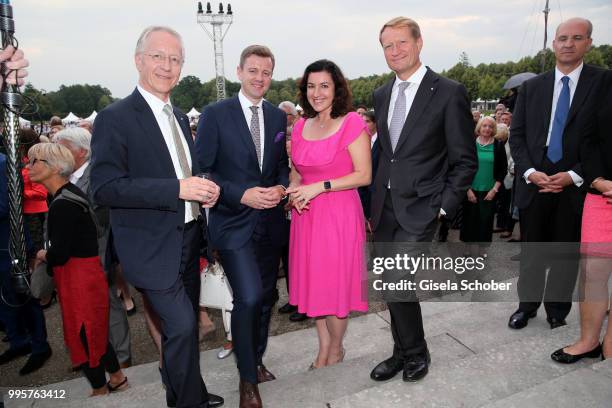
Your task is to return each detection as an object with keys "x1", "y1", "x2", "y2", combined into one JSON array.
[
  {"x1": 256, "y1": 364, "x2": 276, "y2": 383},
  {"x1": 19, "y1": 347, "x2": 52, "y2": 375},
  {"x1": 370, "y1": 356, "x2": 403, "y2": 381},
  {"x1": 289, "y1": 311, "x2": 308, "y2": 322},
  {"x1": 0, "y1": 344, "x2": 31, "y2": 365},
  {"x1": 278, "y1": 303, "x2": 297, "y2": 314},
  {"x1": 551, "y1": 344, "x2": 601, "y2": 364},
  {"x1": 208, "y1": 393, "x2": 224, "y2": 408},
  {"x1": 547, "y1": 317, "x2": 567, "y2": 329},
  {"x1": 403, "y1": 351, "x2": 431, "y2": 382},
  {"x1": 508, "y1": 309, "x2": 536, "y2": 329}
]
